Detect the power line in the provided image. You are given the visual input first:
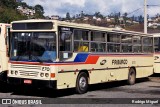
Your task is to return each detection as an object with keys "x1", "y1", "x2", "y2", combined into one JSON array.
[
  {"x1": 147, "y1": 5, "x2": 160, "y2": 7},
  {"x1": 127, "y1": 8, "x2": 143, "y2": 16}
]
